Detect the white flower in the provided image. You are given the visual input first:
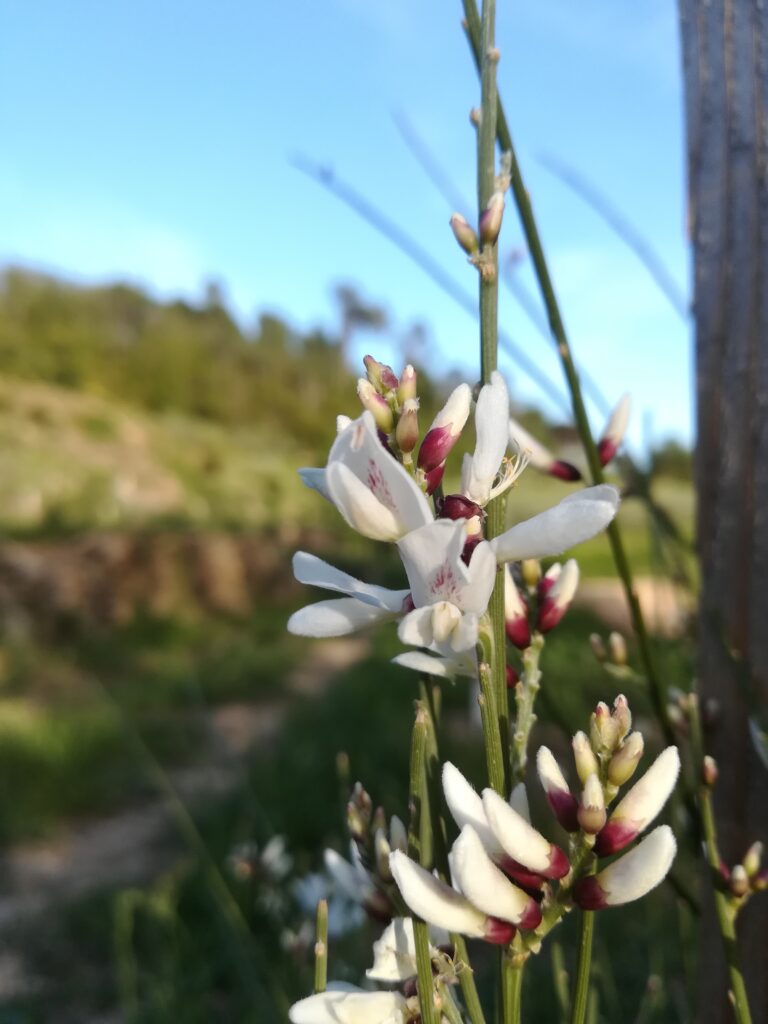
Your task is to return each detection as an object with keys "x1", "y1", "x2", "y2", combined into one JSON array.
[
  {"x1": 482, "y1": 789, "x2": 569, "y2": 879},
  {"x1": 390, "y1": 648, "x2": 477, "y2": 681},
  {"x1": 417, "y1": 383, "x2": 472, "y2": 473},
  {"x1": 289, "y1": 987, "x2": 407, "y2": 1024},
  {"x1": 595, "y1": 746, "x2": 680, "y2": 856},
  {"x1": 574, "y1": 825, "x2": 677, "y2": 909},
  {"x1": 537, "y1": 560, "x2": 579, "y2": 633},
  {"x1": 536, "y1": 746, "x2": 579, "y2": 832},
  {"x1": 461, "y1": 371, "x2": 516, "y2": 506},
  {"x1": 388, "y1": 850, "x2": 515, "y2": 945},
  {"x1": 450, "y1": 826, "x2": 542, "y2": 929},
  {"x1": 366, "y1": 917, "x2": 448, "y2": 982},
  {"x1": 325, "y1": 412, "x2": 433, "y2": 541},
  {"x1": 490, "y1": 485, "x2": 620, "y2": 563},
  {"x1": 287, "y1": 552, "x2": 410, "y2": 638},
  {"x1": 396, "y1": 520, "x2": 496, "y2": 654}
]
